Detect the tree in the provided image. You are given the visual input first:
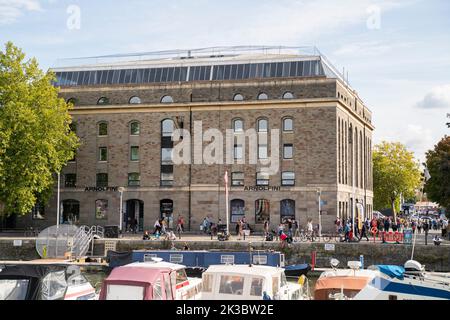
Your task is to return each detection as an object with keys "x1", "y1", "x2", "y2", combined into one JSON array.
[
  {"x1": 0, "y1": 42, "x2": 79, "y2": 216},
  {"x1": 373, "y1": 141, "x2": 422, "y2": 219},
  {"x1": 424, "y1": 136, "x2": 450, "y2": 210}
]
